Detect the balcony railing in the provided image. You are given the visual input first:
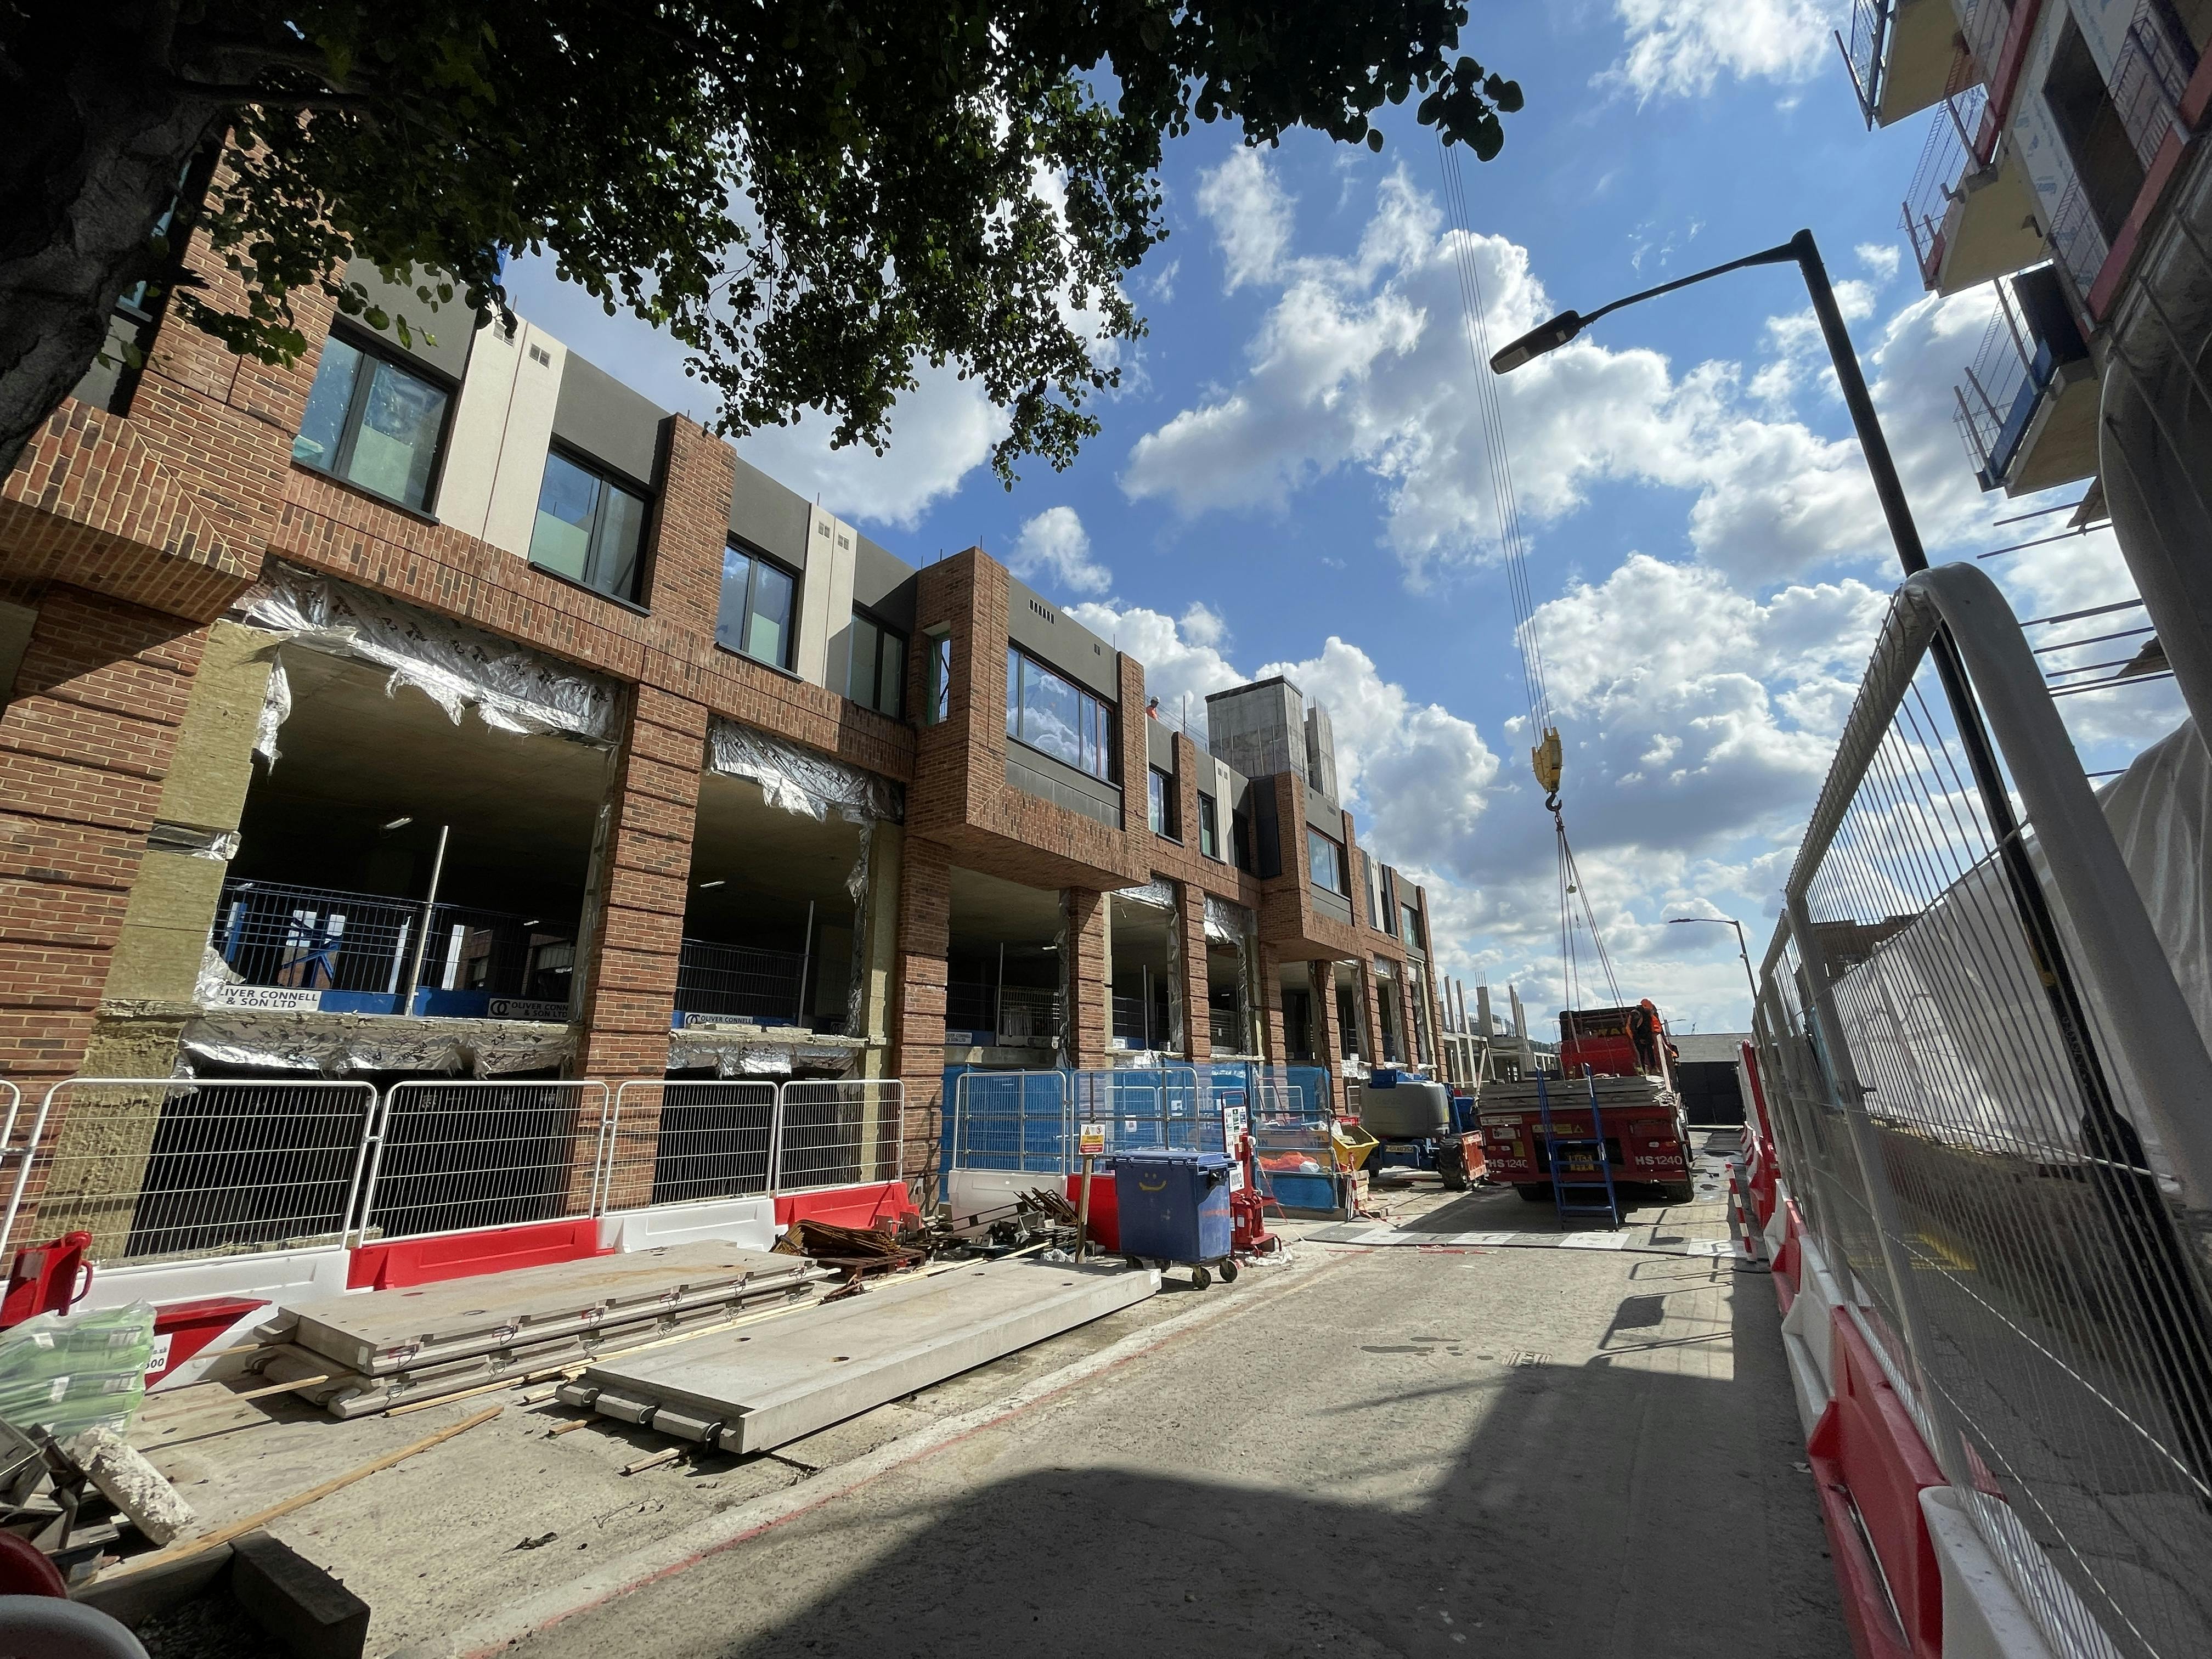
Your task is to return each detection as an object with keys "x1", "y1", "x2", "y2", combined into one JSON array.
[
  {"x1": 1839, "y1": 0, "x2": 1894, "y2": 123},
  {"x1": 2113, "y1": 5, "x2": 2195, "y2": 172},
  {"x1": 671, "y1": 938, "x2": 811, "y2": 1029},
  {"x1": 210, "y1": 879, "x2": 574, "y2": 1016},
  {"x1": 1209, "y1": 1007, "x2": 1249, "y2": 1053},
  {"x1": 1901, "y1": 86, "x2": 1991, "y2": 289},
  {"x1": 945, "y1": 981, "x2": 1062, "y2": 1047}
]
